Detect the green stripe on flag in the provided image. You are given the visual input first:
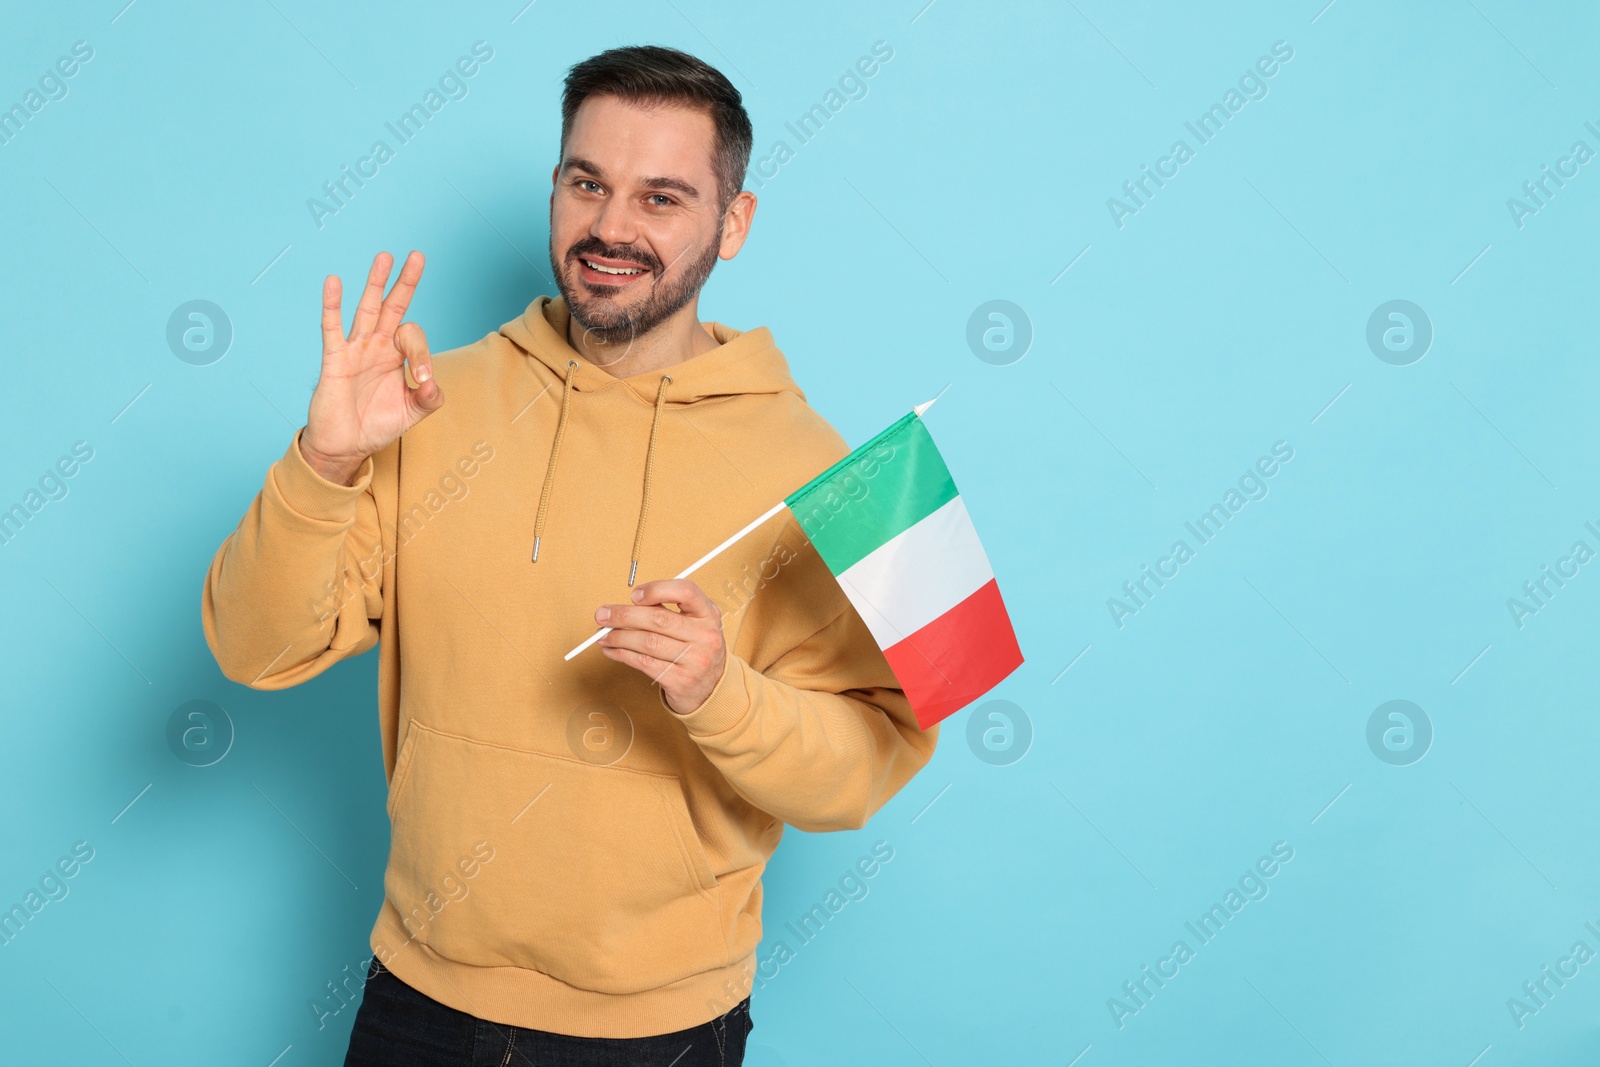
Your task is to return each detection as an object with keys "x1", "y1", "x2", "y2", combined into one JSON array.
[{"x1": 784, "y1": 411, "x2": 957, "y2": 574}]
